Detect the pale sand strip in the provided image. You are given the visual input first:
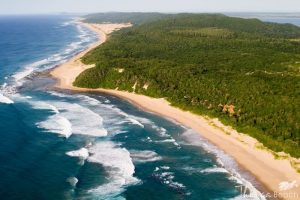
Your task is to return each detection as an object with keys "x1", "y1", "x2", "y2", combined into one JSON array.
[
  {"x1": 51, "y1": 22, "x2": 132, "y2": 86},
  {"x1": 51, "y1": 22, "x2": 300, "y2": 199}
]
